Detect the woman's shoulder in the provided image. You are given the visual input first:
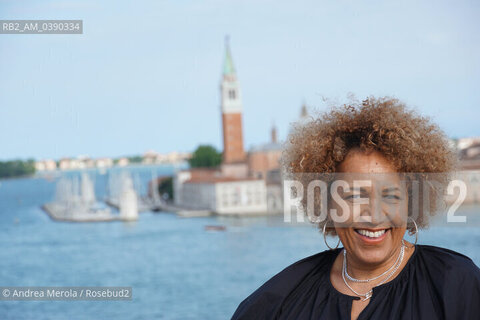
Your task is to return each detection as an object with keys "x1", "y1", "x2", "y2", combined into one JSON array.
[
  {"x1": 416, "y1": 244, "x2": 480, "y2": 274},
  {"x1": 414, "y1": 245, "x2": 480, "y2": 294},
  {"x1": 414, "y1": 245, "x2": 480, "y2": 319},
  {"x1": 231, "y1": 249, "x2": 339, "y2": 320}
]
